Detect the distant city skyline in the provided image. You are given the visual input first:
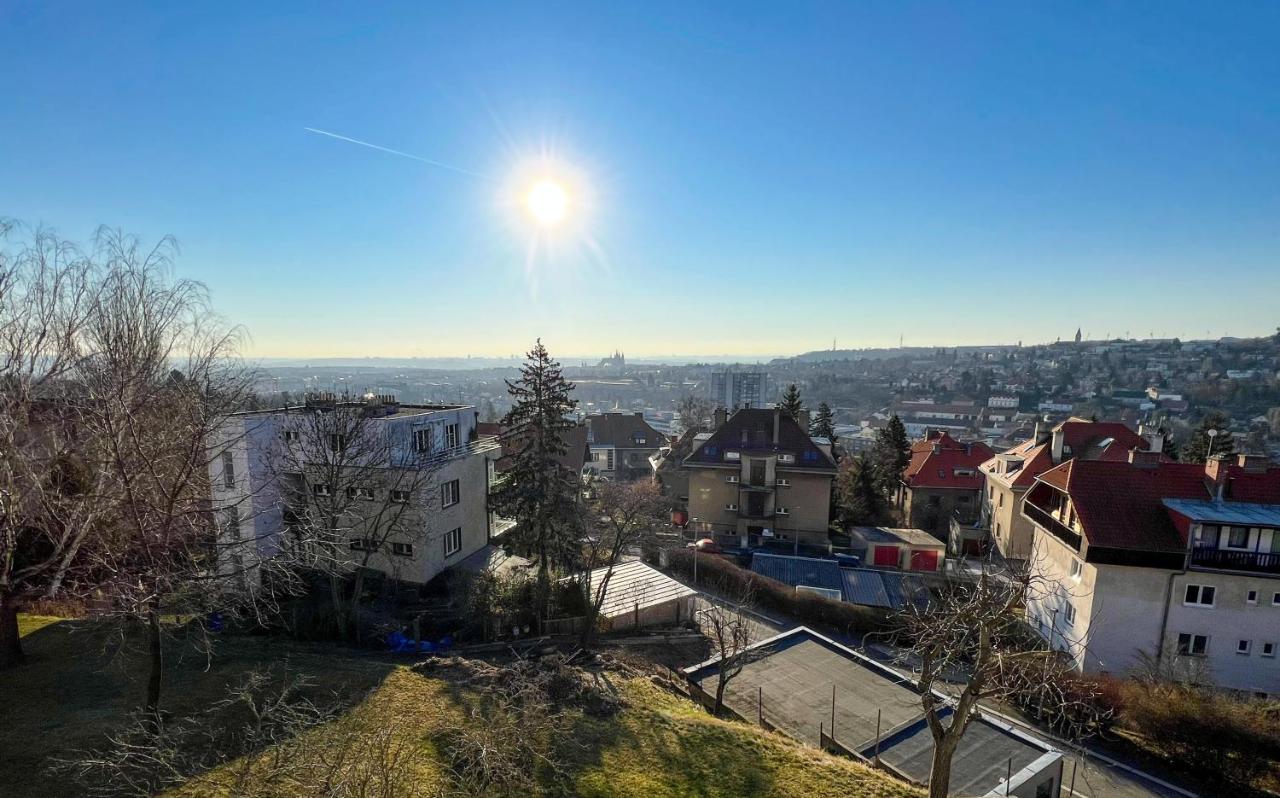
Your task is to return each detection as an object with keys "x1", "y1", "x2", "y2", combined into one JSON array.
[{"x1": 4, "y1": 3, "x2": 1278, "y2": 358}]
